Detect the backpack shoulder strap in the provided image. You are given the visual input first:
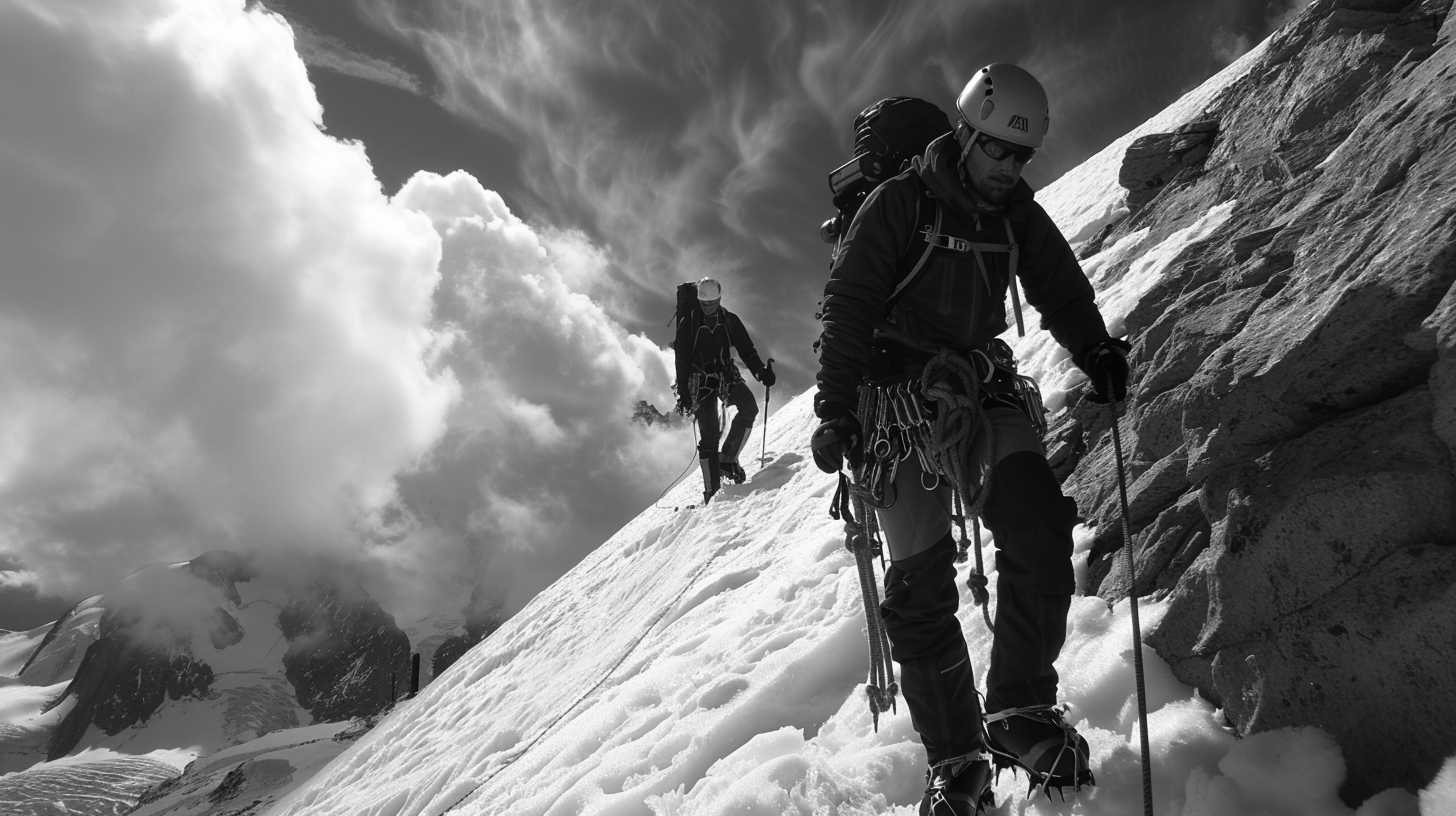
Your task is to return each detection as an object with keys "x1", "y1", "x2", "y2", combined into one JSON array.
[{"x1": 887, "y1": 189, "x2": 940, "y2": 309}]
